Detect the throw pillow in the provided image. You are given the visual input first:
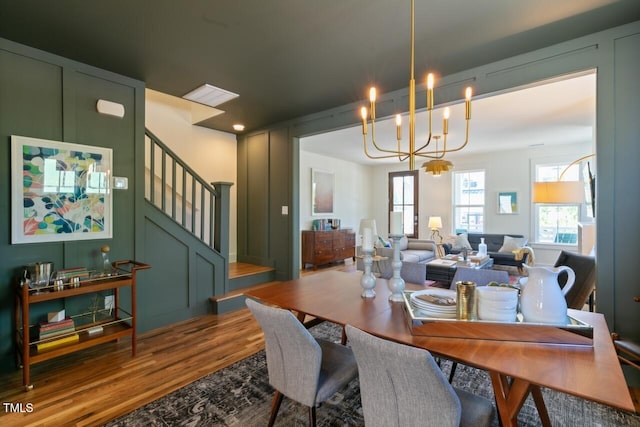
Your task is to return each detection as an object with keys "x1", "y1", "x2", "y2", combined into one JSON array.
[
  {"x1": 499, "y1": 235, "x2": 527, "y2": 253},
  {"x1": 397, "y1": 235, "x2": 409, "y2": 251},
  {"x1": 451, "y1": 233, "x2": 472, "y2": 251}
]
